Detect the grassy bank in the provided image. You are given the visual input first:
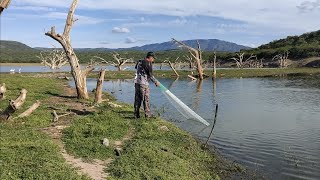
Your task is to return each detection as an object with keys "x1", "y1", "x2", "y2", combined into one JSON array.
[
  {"x1": 0, "y1": 74, "x2": 247, "y2": 179},
  {"x1": 86, "y1": 68, "x2": 320, "y2": 79},
  {"x1": 0, "y1": 75, "x2": 88, "y2": 179}
]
